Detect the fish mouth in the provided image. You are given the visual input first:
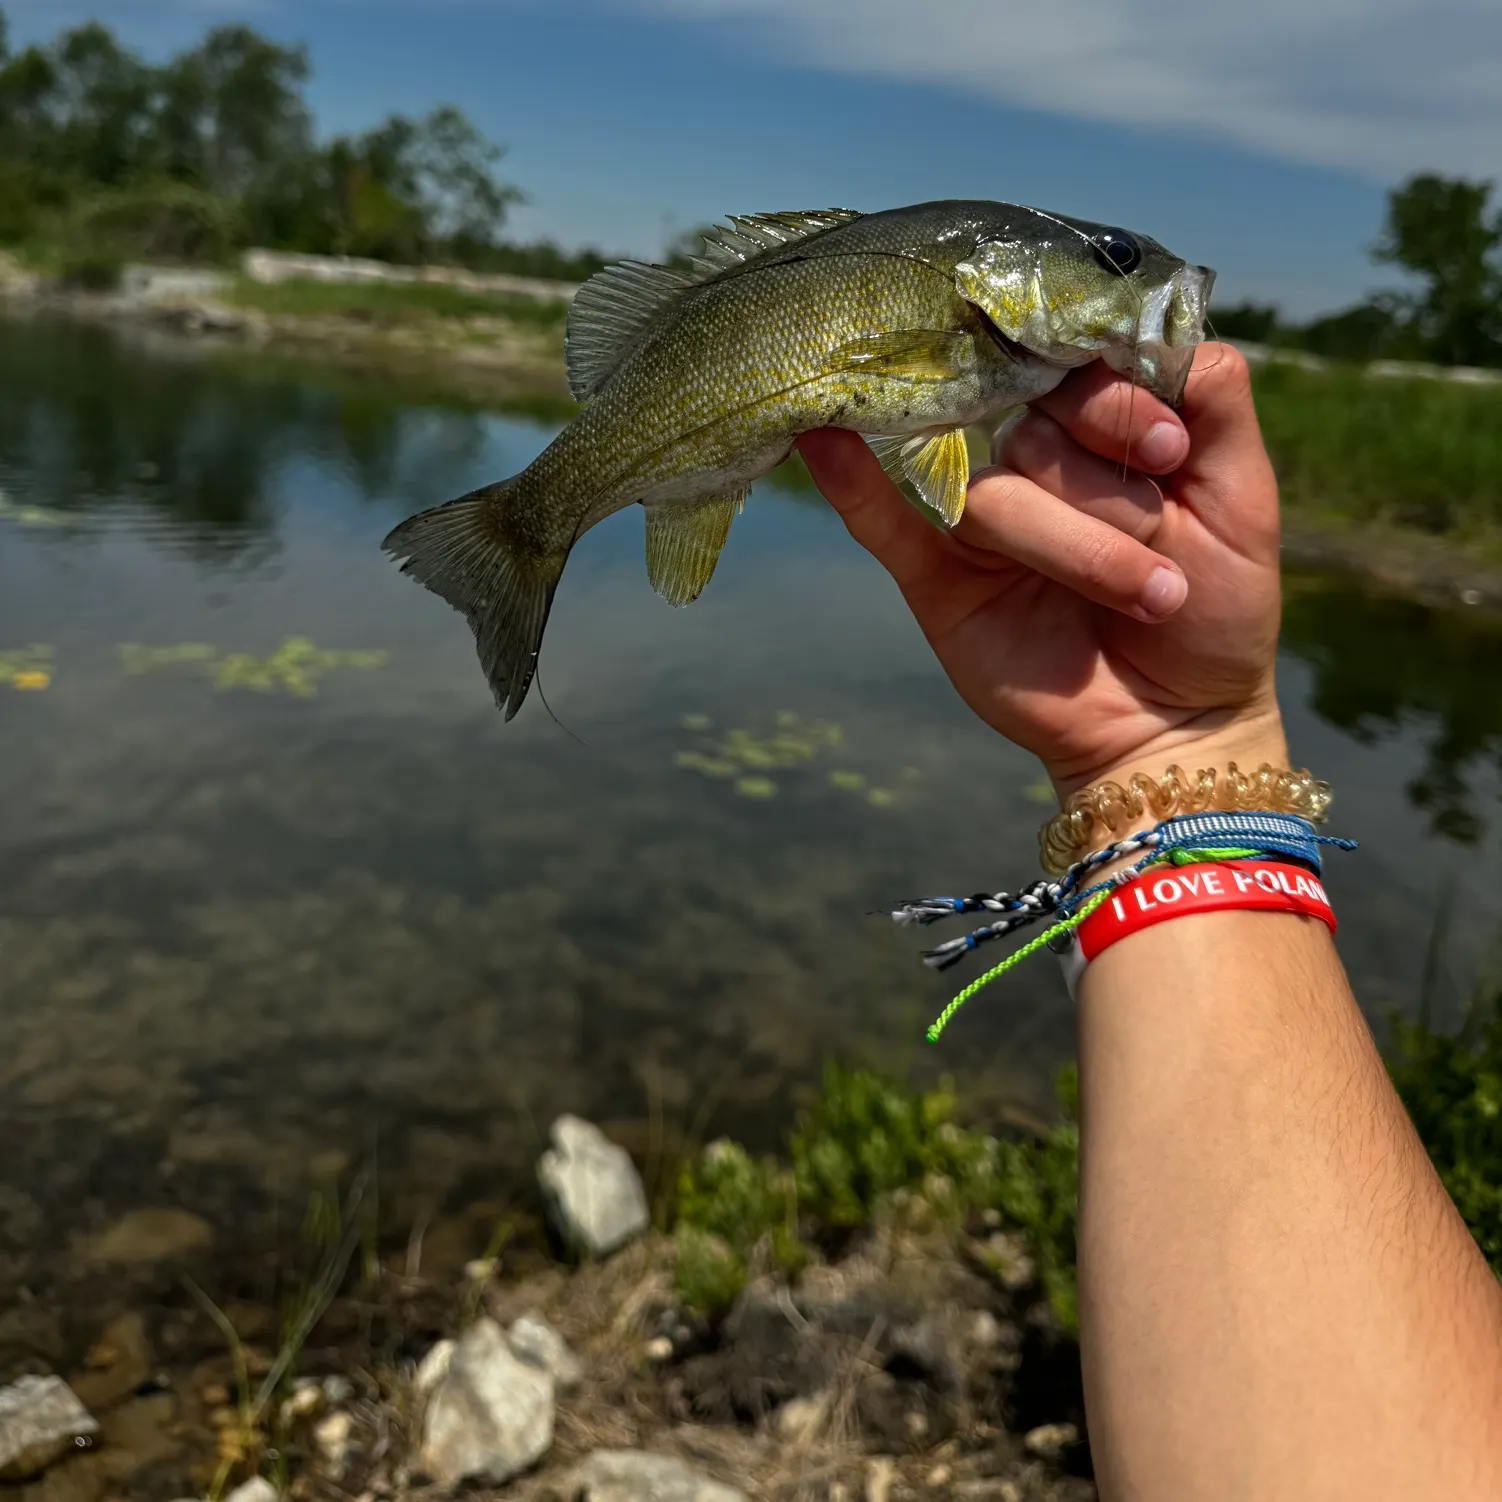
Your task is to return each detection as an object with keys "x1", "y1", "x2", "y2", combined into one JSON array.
[{"x1": 1104, "y1": 263, "x2": 1216, "y2": 407}]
